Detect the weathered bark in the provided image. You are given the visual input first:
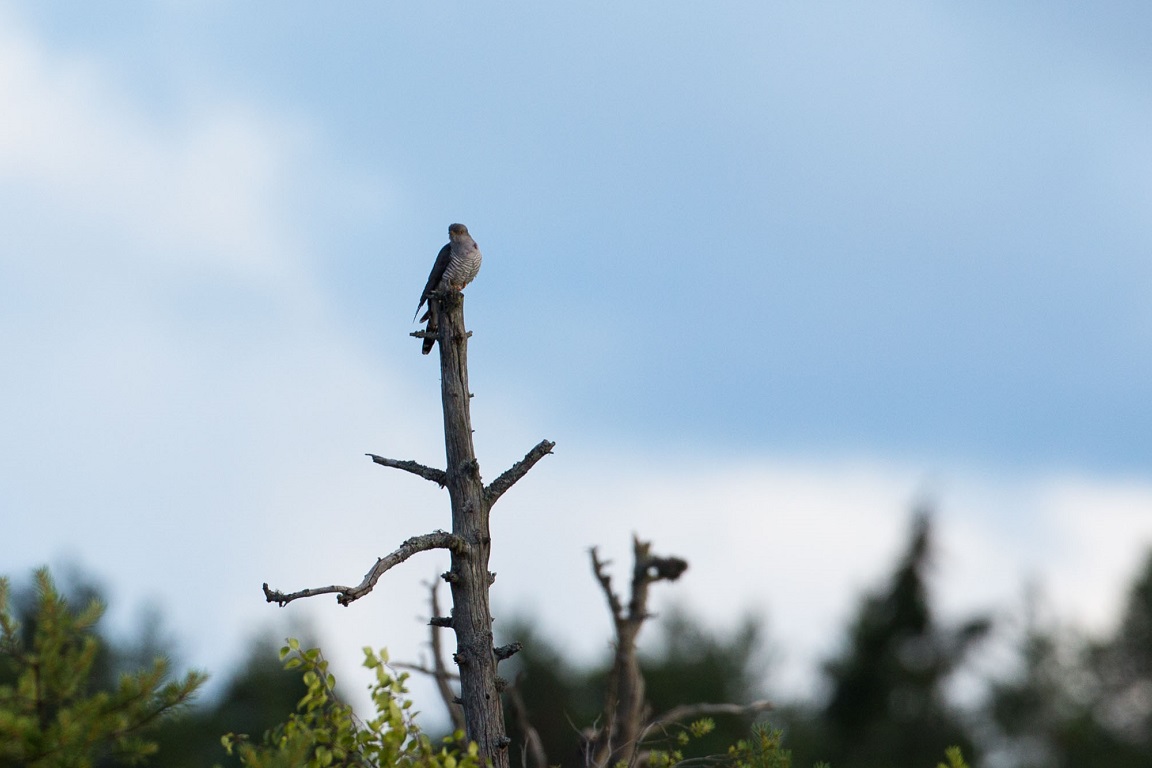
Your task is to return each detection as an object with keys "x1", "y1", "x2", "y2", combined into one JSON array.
[{"x1": 433, "y1": 291, "x2": 509, "y2": 768}]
